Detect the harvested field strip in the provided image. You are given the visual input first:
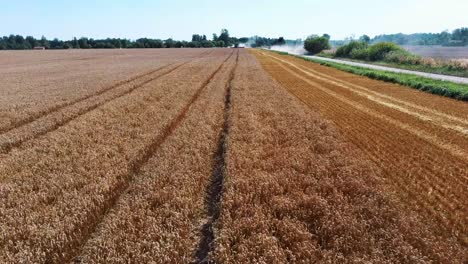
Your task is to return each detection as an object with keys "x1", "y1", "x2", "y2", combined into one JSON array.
[
  {"x1": 0, "y1": 49, "x2": 231, "y2": 263},
  {"x1": 213, "y1": 51, "x2": 465, "y2": 263},
  {"x1": 267, "y1": 57, "x2": 468, "y2": 163},
  {"x1": 268, "y1": 52, "x2": 468, "y2": 120},
  {"x1": 264, "y1": 52, "x2": 468, "y2": 133},
  {"x1": 74, "y1": 50, "x2": 239, "y2": 263},
  {"x1": 269, "y1": 62, "x2": 465, "y2": 229},
  {"x1": 195, "y1": 50, "x2": 238, "y2": 263},
  {"x1": 270, "y1": 54, "x2": 468, "y2": 192},
  {"x1": 0, "y1": 51, "x2": 215, "y2": 154},
  {"x1": 262, "y1": 56, "x2": 468, "y2": 241},
  {"x1": 253, "y1": 50, "x2": 468, "y2": 247}
]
